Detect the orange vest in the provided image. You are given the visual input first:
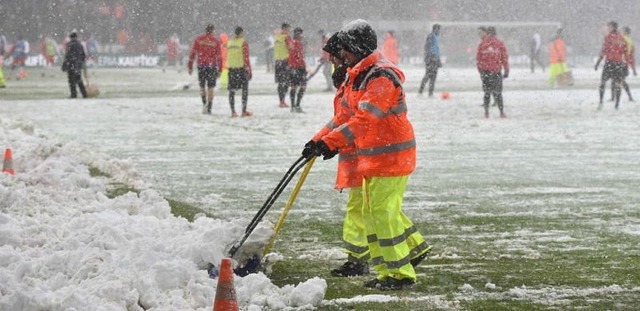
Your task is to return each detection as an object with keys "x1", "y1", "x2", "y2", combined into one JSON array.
[
  {"x1": 313, "y1": 84, "x2": 361, "y2": 189},
  {"x1": 549, "y1": 38, "x2": 566, "y2": 63},
  {"x1": 322, "y1": 51, "x2": 416, "y2": 178}
]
